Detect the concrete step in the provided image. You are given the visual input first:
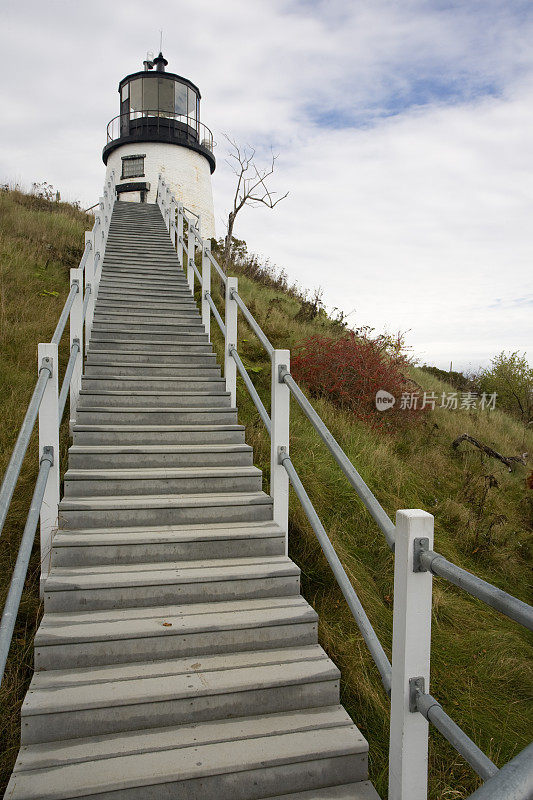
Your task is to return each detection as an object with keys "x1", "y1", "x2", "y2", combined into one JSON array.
[
  {"x1": 81, "y1": 376, "x2": 225, "y2": 392},
  {"x1": 93, "y1": 311, "x2": 200, "y2": 323},
  {"x1": 91, "y1": 321, "x2": 205, "y2": 335},
  {"x1": 72, "y1": 424, "x2": 246, "y2": 445},
  {"x1": 51, "y1": 520, "x2": 283, "y2": 566},
  {"x1": 98, "y1": 278, "x2": 188, "y2": 291},
  {"x1": 95, "y1": 291, "x2": 195, "y2": 303},
  {"x1": 96, "y1": 299, "x2": 197, "y2": 312},
  {"x1": 67, "y1": 442, "x2": 253, "y2": 469},
  {"x1": 86, "y1": 347, "x2": 214, "y2": 360},
  {"x1": 90, "y1": 330, "x2": 209, "y2": 343},
  {"x1": 12, "y1": 702, "x2": 357, "y2": 771},
  {"x1": 88, "y1": 340, "x2": 211, "y2": 353},
  {"x1": 63, "y1": 465, "x2": 263, "y2": 497},
  {"x1": 59, "y1": 490, "x2": 273, "y2": 528},
  {"x1": 75, "y1": 406, "x2": 238, "y2": 425},
  {"x1": 35, "y1": 596, "x2": 316, "y2": 668},
  {"x1": 43, "y1": 554, "x2": 297, "y2": 612},
  {"x1": 22, "y1": 649, "x2": 338, "y2": 744},
  {"x1": 78, "y1": 389, "x2": 231, "y2": 408},
  {"x1": 84, "y1": 363, "x2": 221, "y2": 377},
  {"x1": 8, "y1": 710, "x2": 369, "y2": 799}
]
